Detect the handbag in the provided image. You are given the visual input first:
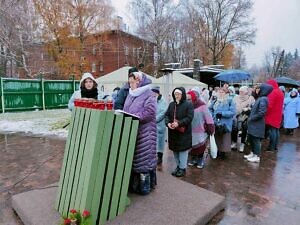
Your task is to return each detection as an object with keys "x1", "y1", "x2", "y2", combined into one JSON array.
[
  {"x1": 174, "y1": 105, "x2": 186, "y2": 133},
  {"x1": 209, "y1": 135, "x2": 218, "y2": 159}
]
